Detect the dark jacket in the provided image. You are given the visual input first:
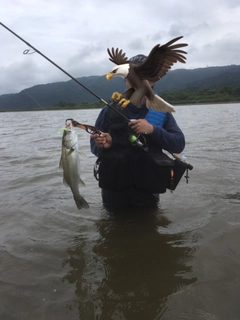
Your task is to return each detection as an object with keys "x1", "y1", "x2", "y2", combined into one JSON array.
[
  {"x1": 91, "y1": 103, "x2": 185, "y2": 157},
  {"x1": 90, "y1": 103, "x2": 185, "y2": 206}
]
